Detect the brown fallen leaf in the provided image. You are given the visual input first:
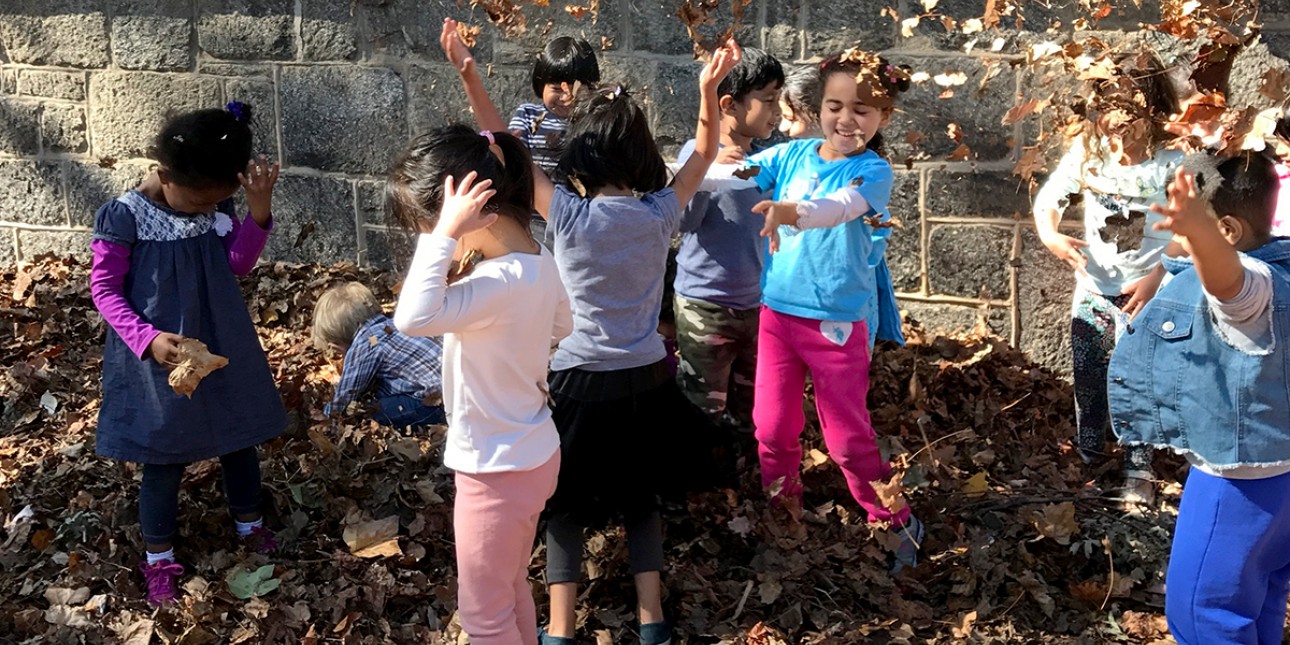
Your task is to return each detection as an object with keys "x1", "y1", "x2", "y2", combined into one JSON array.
[
  {"x1": 342, "y1": 515, "x2": 402, "y2": 558},
  {"x1": 1031, "y1": 502, "x2": 1078, "y2": 545},
  {"x1": 732, "y1": 165, "x2": 762, "y2": 180},
  {"x1": 454, "y1": 21, "x2": 481, "y2": 48},
  {"x1": 167, "y1": 339, "x2": 229, "y2": 398},
  {"x1": 870, "y1": 471, "x2": 909, "y2": 517}
]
